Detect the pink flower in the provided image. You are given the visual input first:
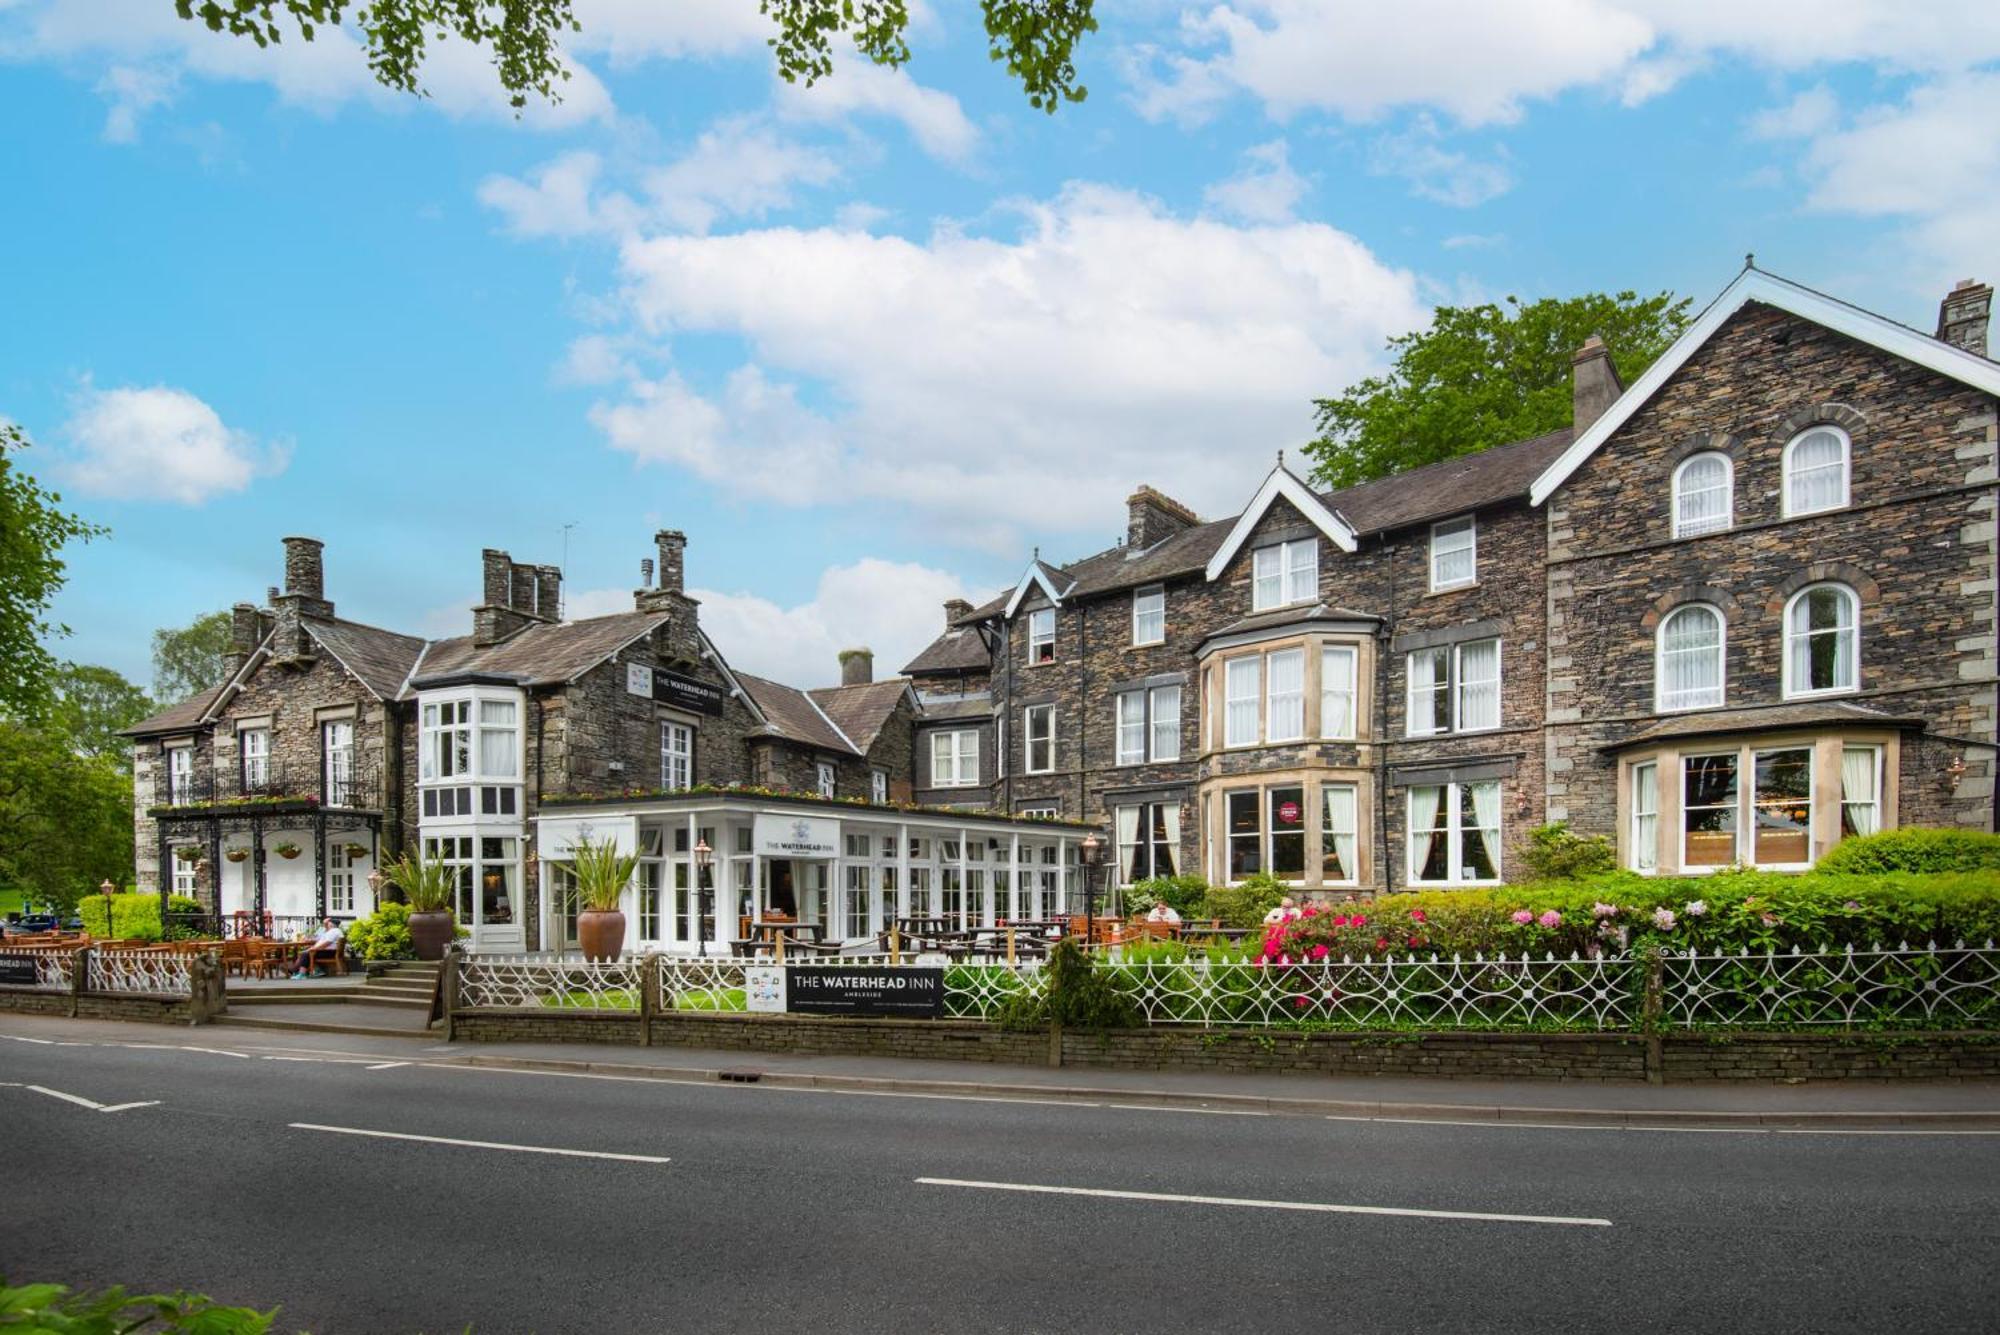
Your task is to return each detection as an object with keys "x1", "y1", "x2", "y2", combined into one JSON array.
[
  {"x1": 1353, "y1": 914, "x2": 1367, "y2": 927},
  {"x1": 1332, "y1": 915, "x2": 1350, "y2": 929},
  {"x1": 1512, "y1": 909, "x2": 1535, "y2": 925},
  {"x1": 1292, "y1": 995, "x2": 1309, "y2": 1008},
  {"x1": 1310, "y1": 944, "x2": 1329, "y2": 961},
  {"x1": 1302, "y1": 905, "x2": 1319, "y2": 917},
  {"x1": 1374, "y1": 937, "x2": 1389, "y2": 951},
  {"x1": 1407, "y1": 936, "x2": 1423, "y2": 949},
  {"x1": 1592, "y1": 902, "x2": 1619, "y2": 919},
  {"x1": 1652, "y1": 908, "x2": 1677, "y2": 931},
  {"x1": 1685, "y1": 900, "x2": 1708, "y2": 917},
  {"x1": 1408, "y1": 908, "x2": 1427, "y2": 924},
  {"x1": 1537, "y1": 910, "x2": 1562, "y2": 929},
  {"x1": 1761, "y1": 913, "x2": 1780, "y2": 927}
]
